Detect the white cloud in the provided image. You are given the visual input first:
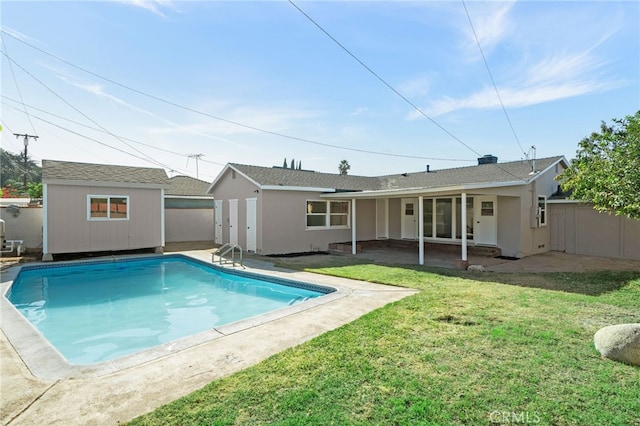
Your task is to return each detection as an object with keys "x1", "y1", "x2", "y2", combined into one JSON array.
[
  {"x1": 398, "y1": 75, "x2": 432, "y2": 97},
  {"x1": 112, "y1": 0, "x2": 174, "y2": 17},
  {"x1": 461, "y1": 1, "x2": 516, "y2": 58}
]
